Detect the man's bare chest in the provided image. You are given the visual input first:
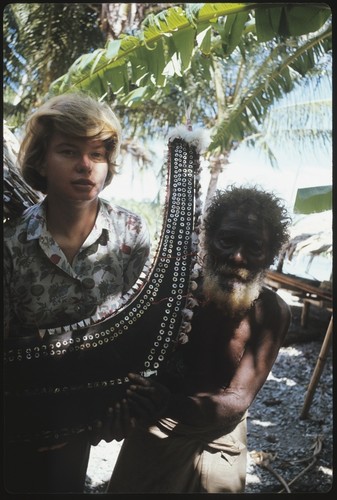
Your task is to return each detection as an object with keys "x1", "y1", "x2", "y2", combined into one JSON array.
[{"x1": 182, "y1": 309, "x2": 252, "y2": 383}]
